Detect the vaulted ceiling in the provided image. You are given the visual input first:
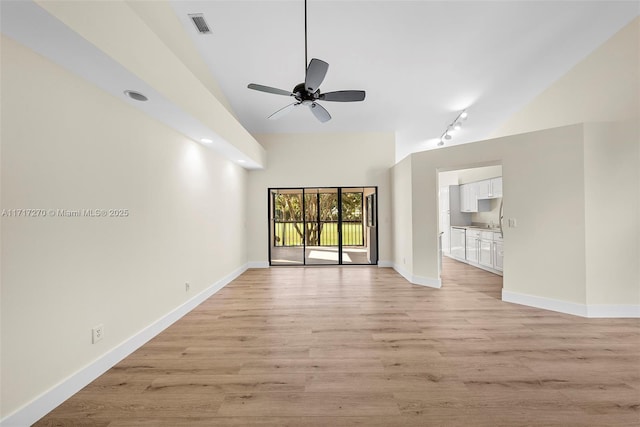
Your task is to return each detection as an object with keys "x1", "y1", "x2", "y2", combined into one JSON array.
[
  {"x1": 2, "y1": 1, "x2": 637, "y2": 163},
  {"x1": 169, "y1": 0, "x2": 638, "y2": 160}
]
